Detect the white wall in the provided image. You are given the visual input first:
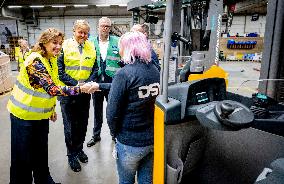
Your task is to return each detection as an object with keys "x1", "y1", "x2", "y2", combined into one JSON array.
[
  {"x1": 0, "y1": 19, "x2": 18, "y2": 46},
  {"x1": 226, "y1": 15, "x2": 266, "y2": 37},
  {"x1": 21, "y1": 16, "x2": 132, "y2": 46},
  {"x1": 17, "y1": 20, "x2": 28, "y2": 42},
  {"x1": 20, "y1": 14, "x2": 266, "y2": 45}
]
